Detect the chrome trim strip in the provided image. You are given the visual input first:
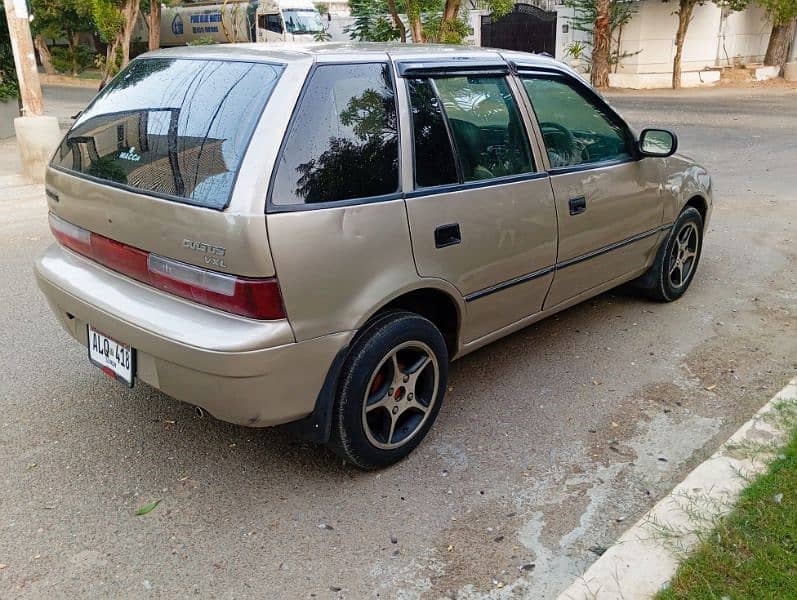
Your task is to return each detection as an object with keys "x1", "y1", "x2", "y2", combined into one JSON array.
[
  {"x1": 556, "y1": 223, "x2": 672, "y2": 269},
  {"x1": 405, "y1": 172, "x2": 548, "y2": 198},
  {"x1": 464, "y1": 265, "x2": 555, "y2": 302},
  {"x1": 464, "y1": 223, "x2": 672, "y2": 302},
  {"x1": 548, "y1": 157, "x2": 637, "y2": 176}
]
